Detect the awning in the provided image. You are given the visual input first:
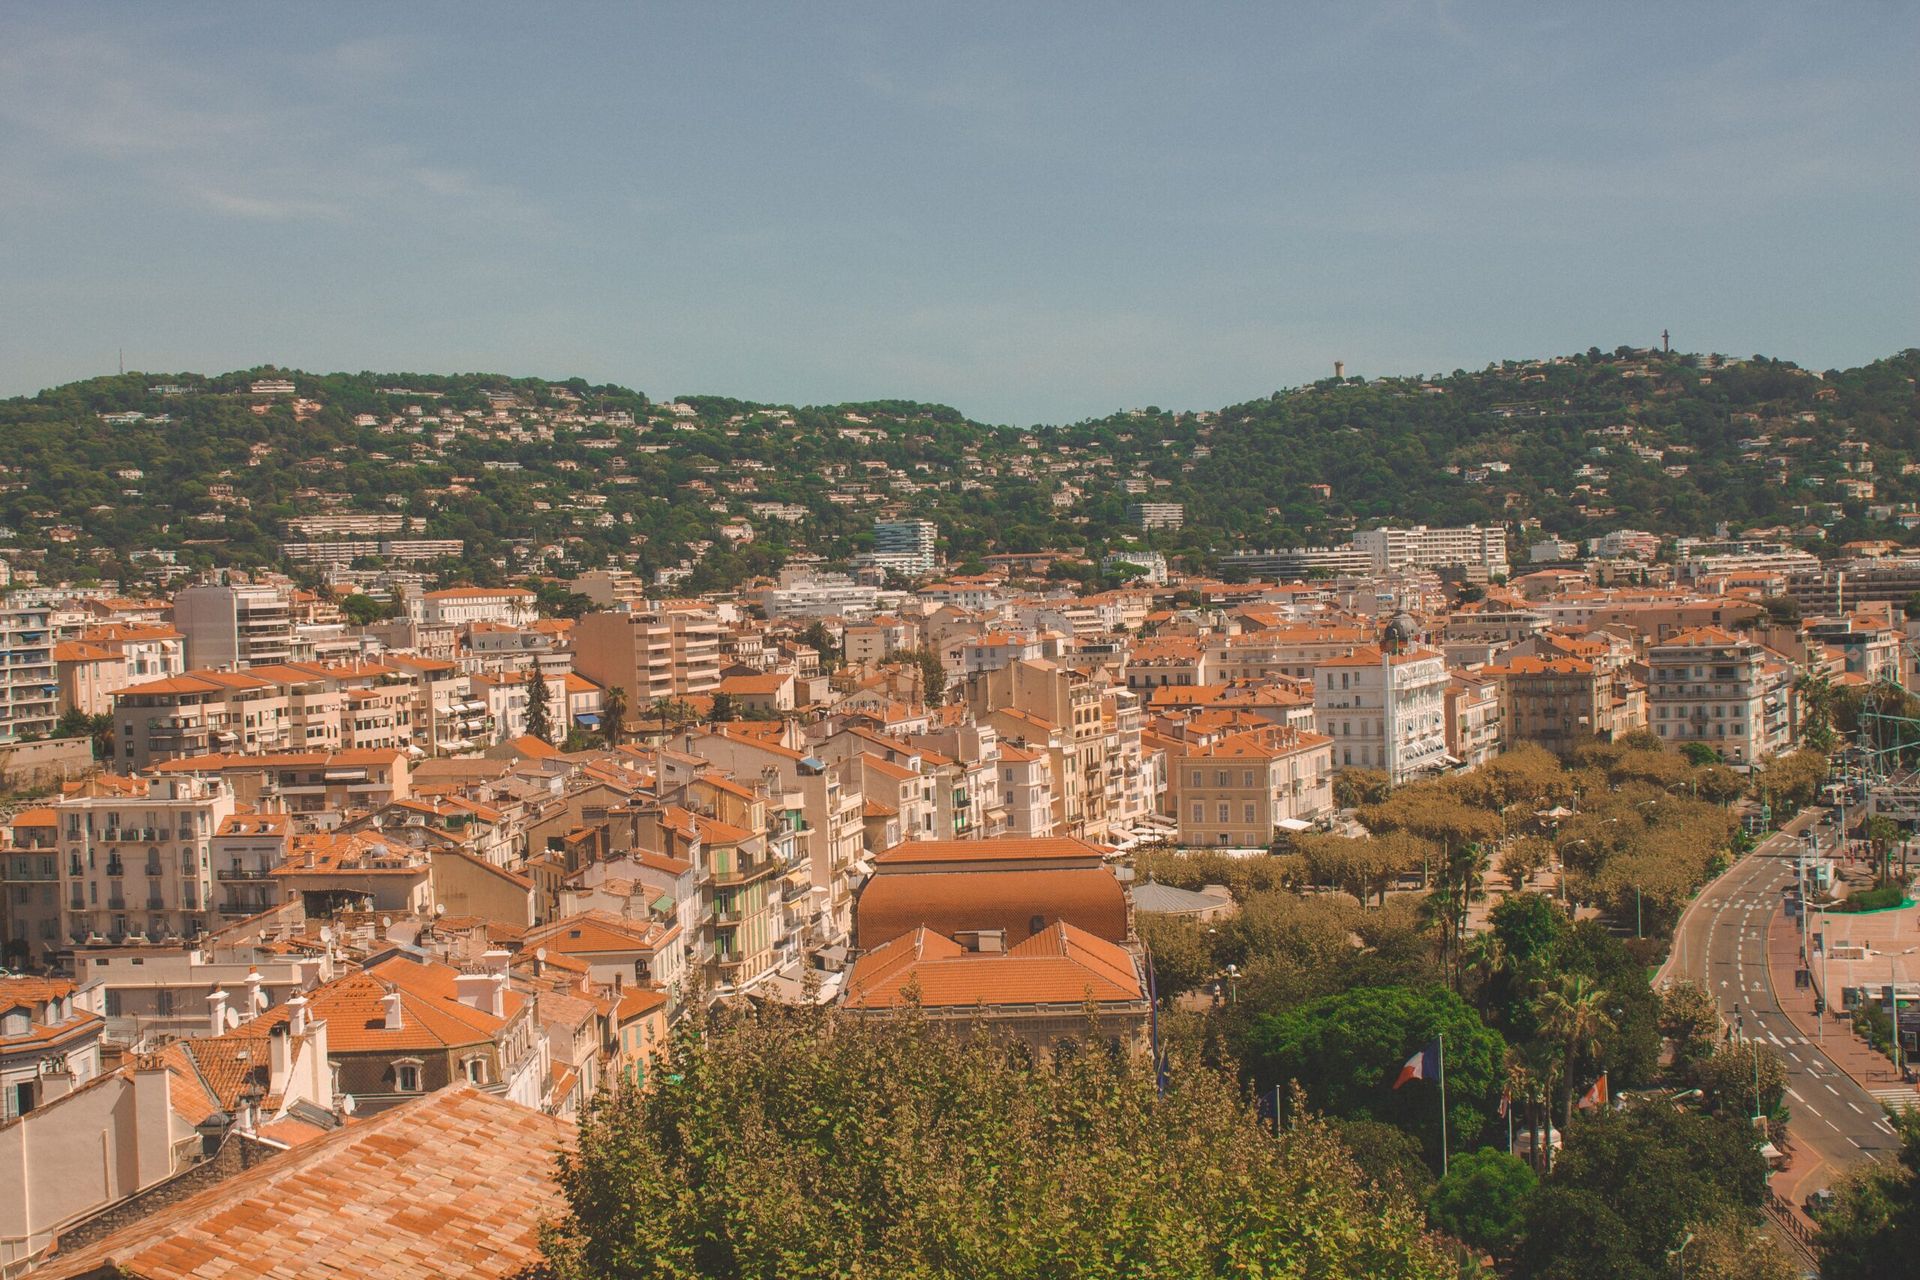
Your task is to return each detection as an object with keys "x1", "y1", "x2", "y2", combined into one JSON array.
[
  {"x1": 574, "y1": 713, "x2": 601, "y2": 727},
  {"x1": 1276, "y1": 818, "x2": 1313, "y2": 833}
]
